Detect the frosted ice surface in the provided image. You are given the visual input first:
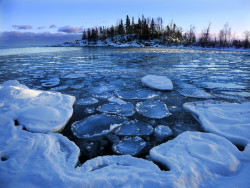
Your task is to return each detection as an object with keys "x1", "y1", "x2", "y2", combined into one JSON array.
[
  {"x1": 115, "y1": 120, "x2": 153, "y2": 136},
  {"x1": 183, "y1": 101, "x2": 250, "y2": 145},
  {"x1": 0, "y1": 80, "x2": 75, "y2": 133},
  {"x1": 154, "y1": 125, "x2": 172, "y2": 139},
  {"x1": 141, "y1": 75, "x2": 173, "y2": 91},
  {"x1": 136, "y1": 100, "x2": 171, "y2": 119},
  {"x1": 116, "y1": 89, "x2": 159, "y2": 99},
  {"x1": 113, "y1": 136, "x2": 146, "y2": 155},
  {"x1": 71, "y1": 114, "x2": 127, "y2": 138},
  {"x1": 77, "y1": 97, "x2": 98, "y2": 105},
  {"x1": 179, "y1": 83, "x2": 213, "y2": 98},
  {"x1": 97, "y1": 102, "x2": 135, "y2": 117},
  {"x1": 150, "y1": 131, "x2": 250, "y2": 188}
]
